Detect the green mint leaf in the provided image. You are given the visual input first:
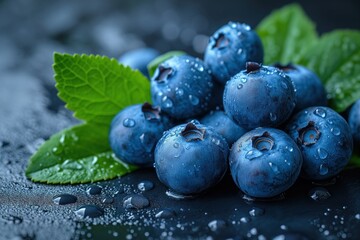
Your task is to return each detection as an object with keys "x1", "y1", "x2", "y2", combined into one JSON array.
[
  {"x1": 256, "y1": 4, "x2": 318, "y2": 65},
  {"x1": 147, "y1": 51, "x2": 186, "y2": 78},
  {"x1": 26, "y1": 124, "x2": 138, "y2": 184},
  {"x1": 298, "y1": 30, "x2": 360, "y2": 112},
  {"x1": 350, "y1": 153, "x2": 360, "y2": 167},
  {"x1": 54, "y1": 53, "x2": 151, "y2": 126}
]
